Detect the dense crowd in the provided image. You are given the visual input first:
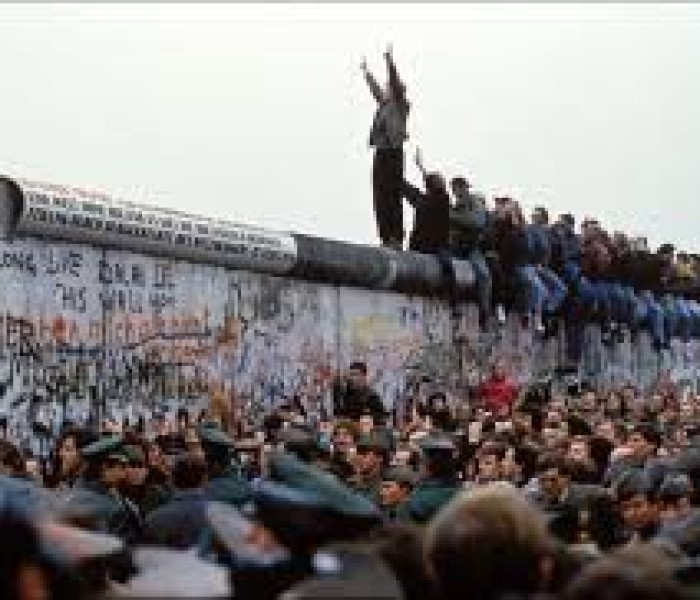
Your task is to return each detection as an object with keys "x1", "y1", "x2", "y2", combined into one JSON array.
[
  {"x1": 364, "y1": 47, "x2": 700, "y2": 357},
  {"x1": 2, "y1": 359, "x2": 700, "y2": 599},
  {"x1": 0, "y1": 45, "x2": 696, "y2": 600}
]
